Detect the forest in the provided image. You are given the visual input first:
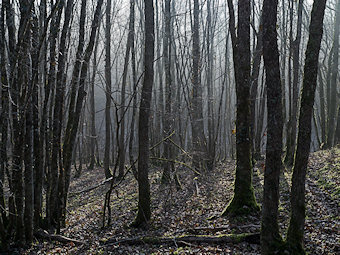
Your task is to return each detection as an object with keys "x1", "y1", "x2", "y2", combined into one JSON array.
[{"x1": 0, "y1": 0, "x2": 339, "y2": 254}]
